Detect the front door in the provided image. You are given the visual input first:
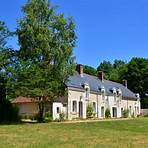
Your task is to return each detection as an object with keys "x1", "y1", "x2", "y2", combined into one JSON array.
[
  {"x1": 112, "y1": 107, "x2": 117, "y2": 118},
  {"x1": 101, "y1": 106, "x2": 104, "y2": 118},
  {"x1": 79, "y1": 101, "x2": 83, "y2": 118}
]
